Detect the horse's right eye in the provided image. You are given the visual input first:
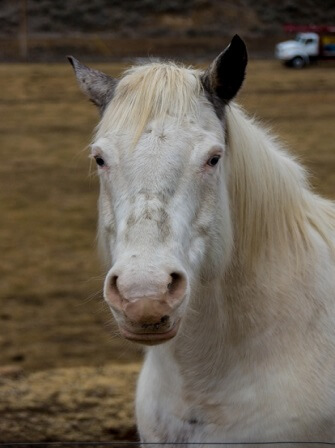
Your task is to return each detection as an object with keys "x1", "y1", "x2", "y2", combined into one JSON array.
[
  {"x1": 95, "y1": 156, "x2": 105, "y2": 167},
  {"x1": 207, "y1": 155, "x2": 221, "y2": 167}
]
